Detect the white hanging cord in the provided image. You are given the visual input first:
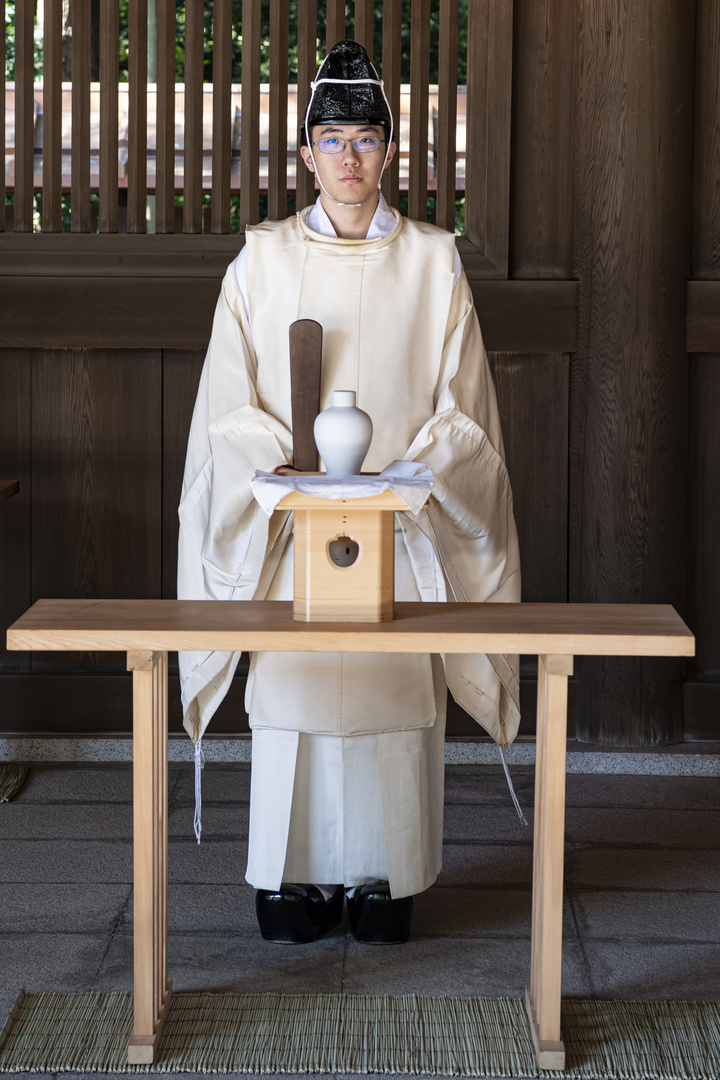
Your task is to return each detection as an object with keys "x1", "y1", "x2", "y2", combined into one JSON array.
[
  {"x1": 193, "y1": 739, "x2": 205, "y2": 844},
  {"x1": 498, "y1": 744, "x2": 528, "y2": 826},
  {"x1": 304, "y1": 65, "x2": 394, "y2": 208}
]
